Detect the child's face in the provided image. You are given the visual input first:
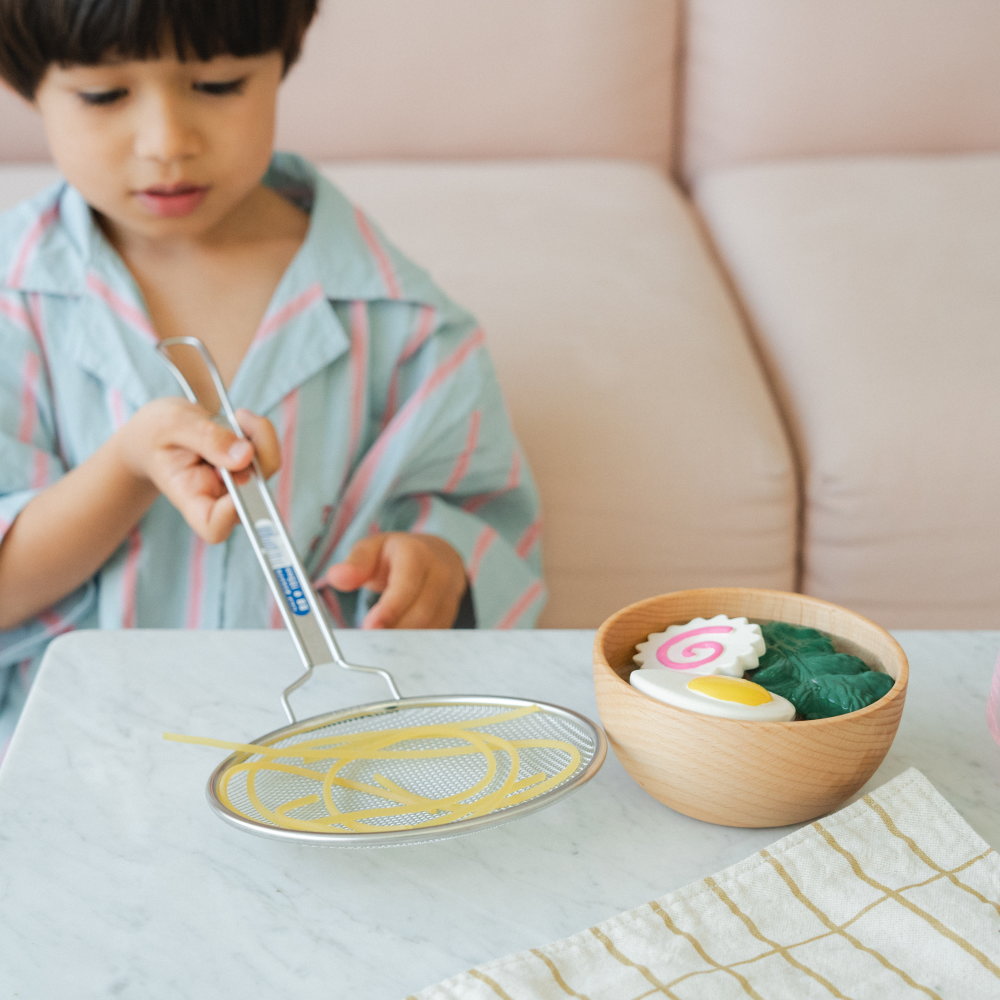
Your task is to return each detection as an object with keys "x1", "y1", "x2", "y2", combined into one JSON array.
[{"x1": 33, "y1": 50, "x2": 285, "y2": 251}]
